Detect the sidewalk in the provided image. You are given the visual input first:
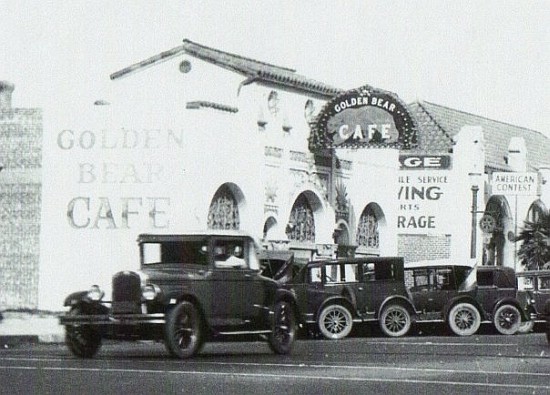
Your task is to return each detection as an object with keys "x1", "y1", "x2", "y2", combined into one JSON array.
[{"x1": 0, "y1": 311, "x2": 65, "y2": 346}]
